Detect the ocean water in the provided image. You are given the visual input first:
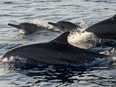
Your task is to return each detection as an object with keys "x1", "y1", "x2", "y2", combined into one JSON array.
[{"x1": 0, "y1": 0, "x2": 116, "y2": 87}]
